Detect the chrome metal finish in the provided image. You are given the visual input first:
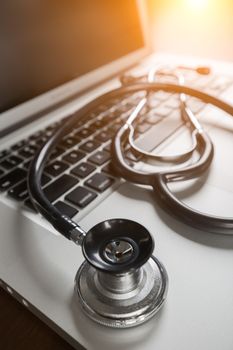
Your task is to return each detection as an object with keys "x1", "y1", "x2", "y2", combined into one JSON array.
[
  {"x1": 126, "y1": 98, "x2": 147, "y2": 125},
  {"x1": 126, "y1": 67, "x2": 200, "y2": 165},
  {"x1": 184, "y1": 105, "x2": 204, "y2": 132},
  {"x1": 104, "y1": 239, "x2": 134, "y2": 263},
  {"x1": 74, "y1": 256, "x2": 168, "y2": 328},
  {"x1": 70, "y1": 227, "x2": 86, "y2": 246},
  {"x1": 97, "y1": 269, "x2": 142, "y2": 295}
]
